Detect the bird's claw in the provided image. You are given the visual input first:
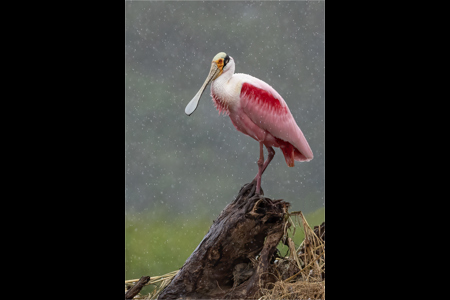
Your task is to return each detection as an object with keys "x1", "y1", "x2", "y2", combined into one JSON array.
[{"x1": 237, "y1": 180, "x2": 263, "y2": 200}]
